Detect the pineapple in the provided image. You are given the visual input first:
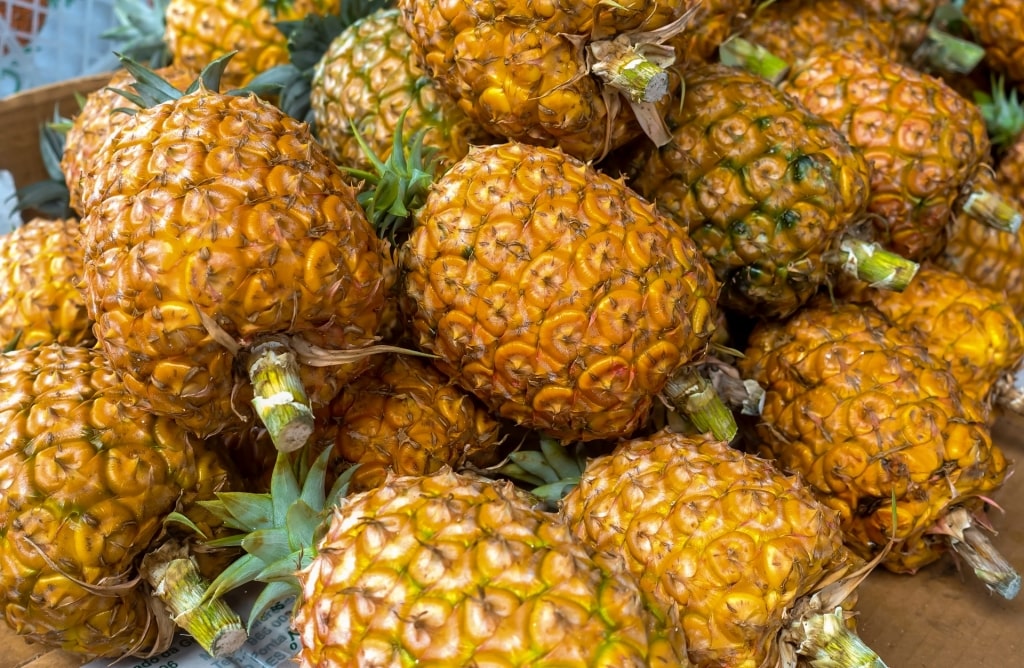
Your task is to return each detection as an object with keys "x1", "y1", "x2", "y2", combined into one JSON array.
[
  {"x1": 848, "y1": 0, "x2": 942, "y2": 56},
  {"x1": 328, "y1": 352, "x2": 504, "y2": 492},
  {"x1": 666, "y1": 0, "x2": 755, "y2": 70},
  {"x1": 962, "y1": 0, "x2": 1024, "y2": 87},
  {"x1": 558, "y1": 430, "x2": 886, "y2": 668},
  {"x1": 840, "y1": 262, "x2": 1024, "y2": 411},
  {"x1": 77, "y1": 58, "x2": 395, "y2": 452},
  {"x1": 0, "y1": 217, "x2": 92, "y2": 349},
  {"x1": 61, "y1": 64, "x2": 196, "y2": 216},
  {"x1": 617, "y1": 62, "x2": 918, "y2": 319},
  {"x1": 396, "y1": 0, "x2": 700, "y2": 161},
  {"x1": 0, "y1": 344, "x2": 245, "y2": 658},
  {"x1": 198, "y1": 453, "x2": 689, "y2": 665},
  {"x1": 738, "y1": 297, "x2": 1019, "y2": 598},
  {"x1": 309, "y1": 7, "x2": 494, "y2": 177},
  {"x1": 778, "y1": 48, "x2": 1017, "y2": 260},
  {"x1": 400, "y1": 141, "x2": 730, "y2": 442},
  {"x1": 164, "y1": 0, "x2": 341, "y2": 88}
]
